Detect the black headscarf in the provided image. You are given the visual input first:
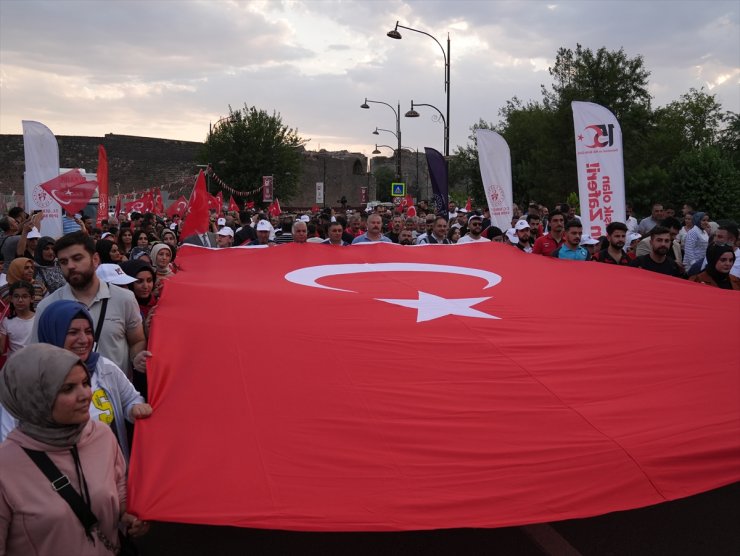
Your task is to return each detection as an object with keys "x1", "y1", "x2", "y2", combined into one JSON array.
[
  {"x1": 33, "y1": 236, "x2": 56, "y2": 266},
  {"x1": 705, "y1": 244, "x2": 735, "y2": 289},
  {"x1": 120, "y1": 260, "x2": 157, "y2": 302},
  {"x1": 95, "y1": 239, "x2": 117, "y2": 264}
]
